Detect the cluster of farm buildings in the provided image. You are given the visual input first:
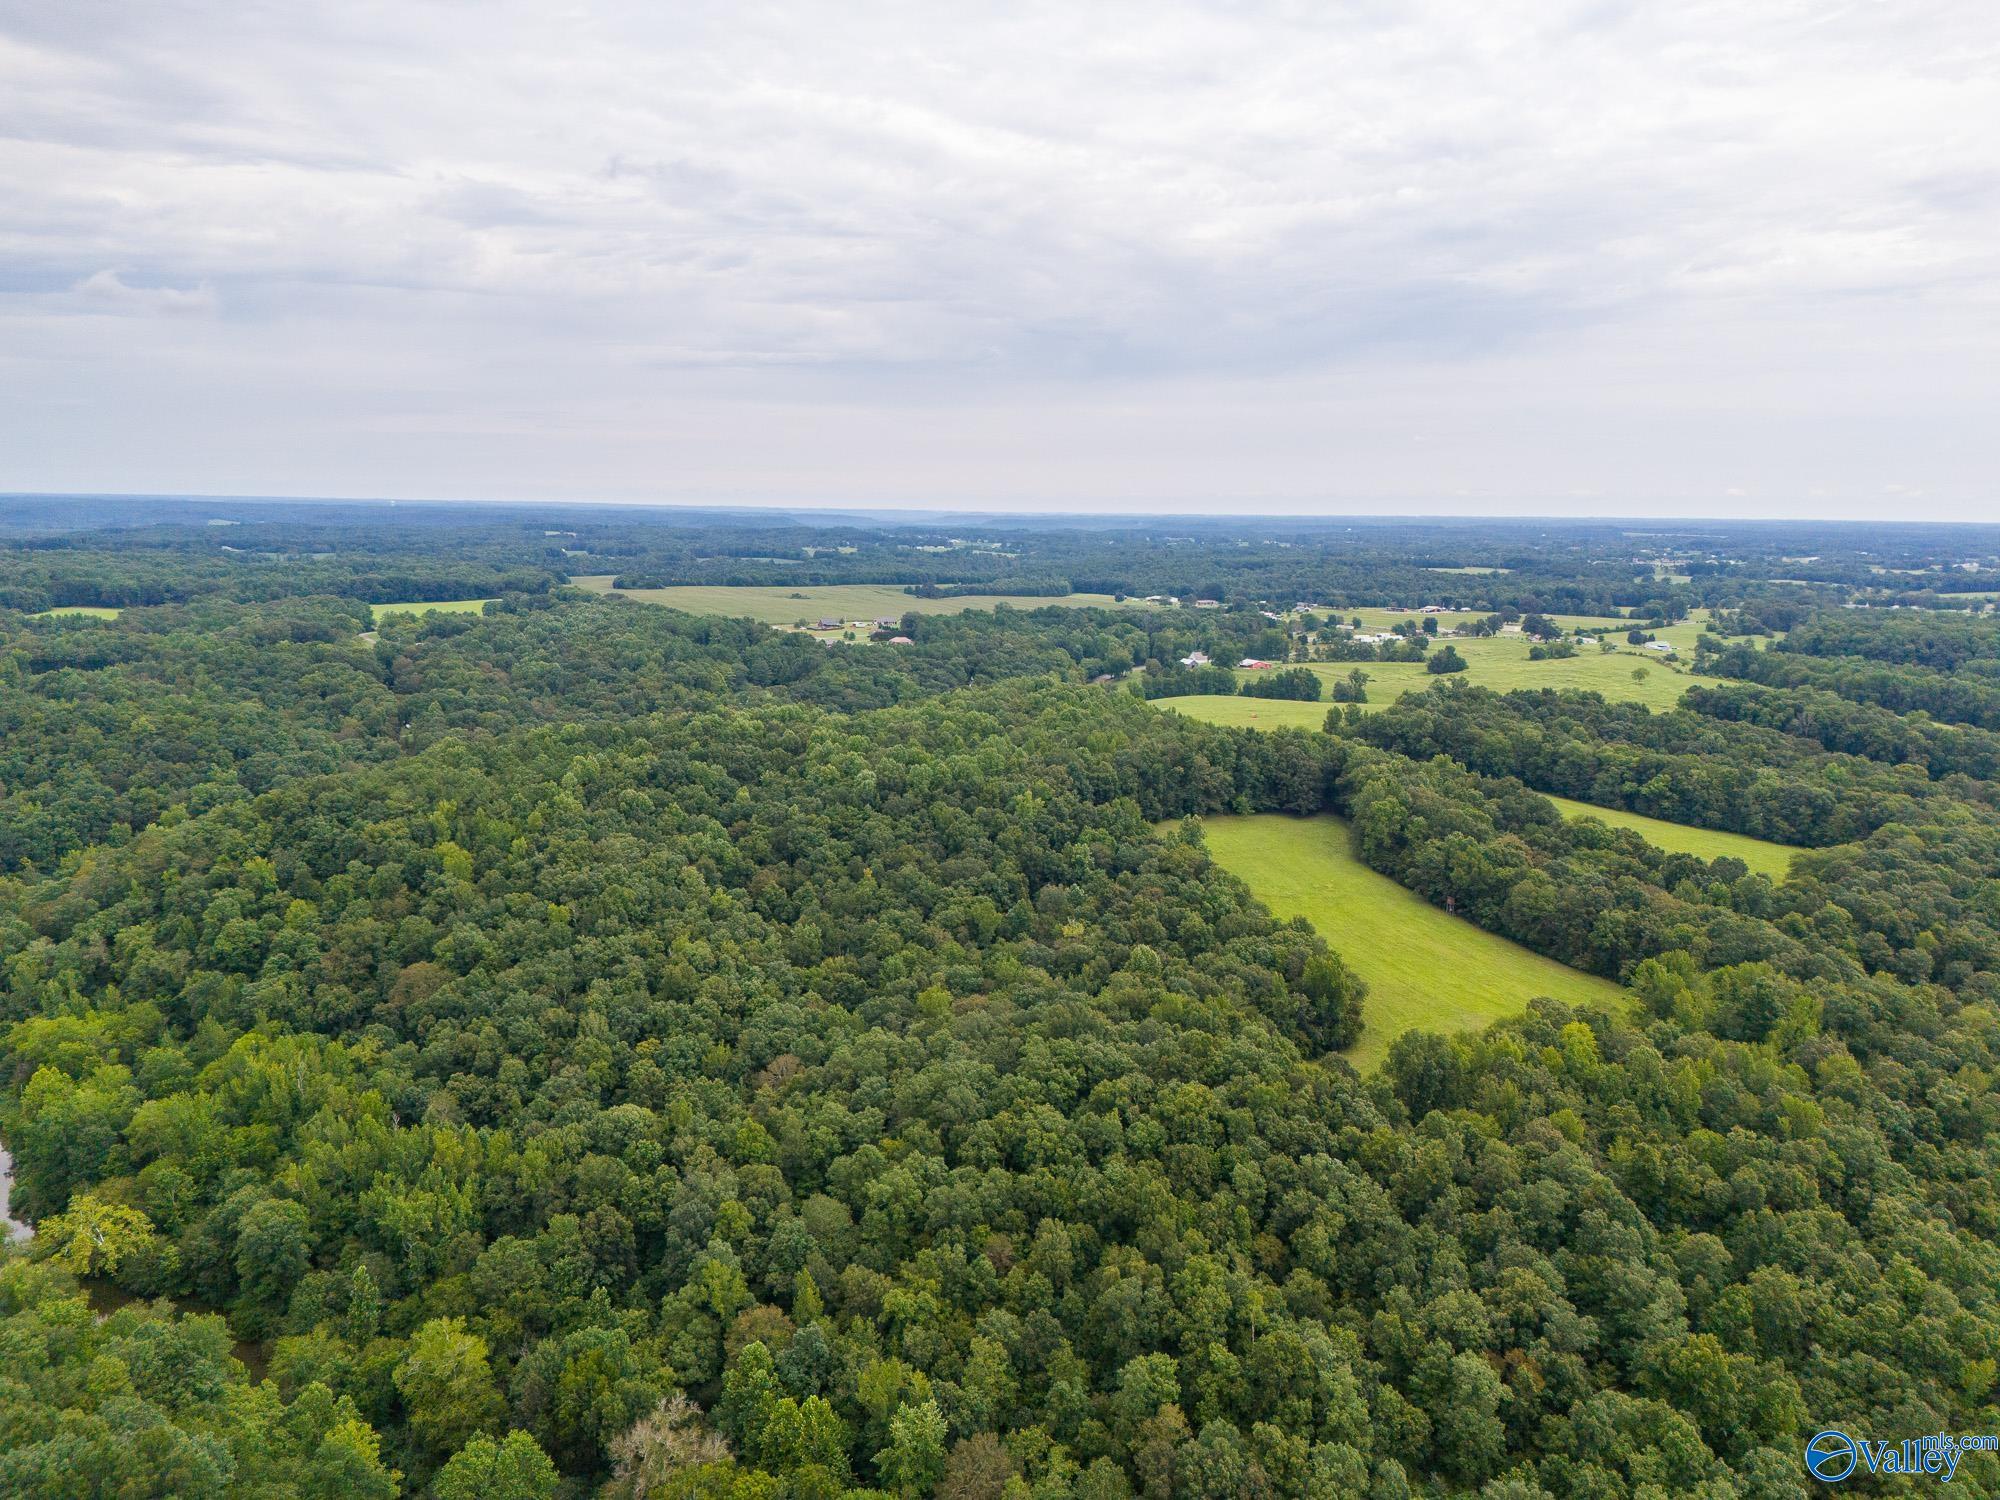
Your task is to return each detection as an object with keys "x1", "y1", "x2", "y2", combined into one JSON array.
[{"x1": 814, "y1": 615, "x2": 914, "y2": 644}]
